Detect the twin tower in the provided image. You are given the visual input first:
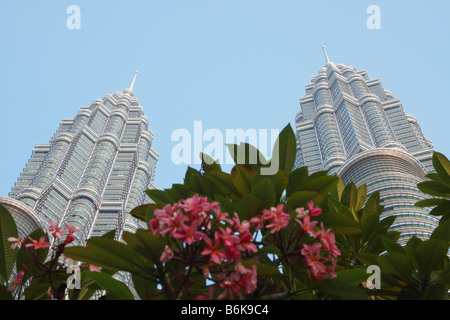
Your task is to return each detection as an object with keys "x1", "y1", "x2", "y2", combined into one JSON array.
[{"x1": 1, "y1": 49, "x2": 438, "y2": 246}]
